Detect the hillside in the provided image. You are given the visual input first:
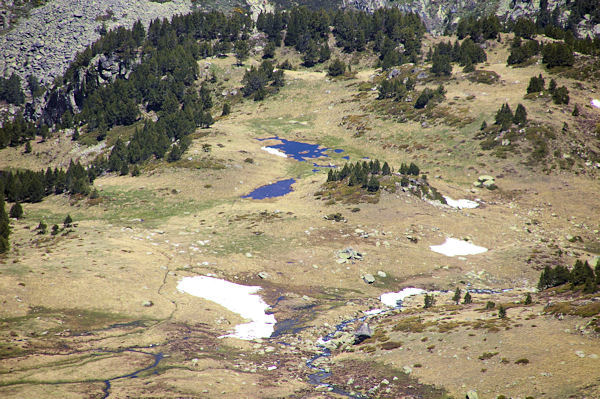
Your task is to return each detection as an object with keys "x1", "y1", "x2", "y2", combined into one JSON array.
[{"x1": 1, "y1": 3, "x2": 600, "y2": 399}]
